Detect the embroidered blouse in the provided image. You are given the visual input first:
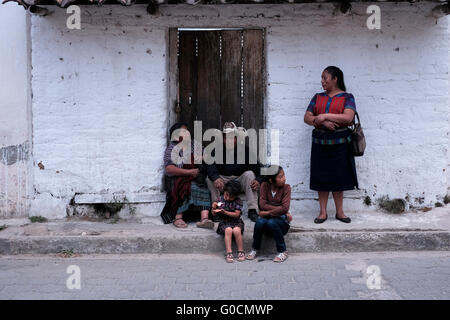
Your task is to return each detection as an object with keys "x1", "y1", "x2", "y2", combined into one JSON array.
[
  {"x1": 307, "y1": 92, "x2": 356, "y2": 116},
  {"x1": 306, "y1": 92, "x2": 357, "y2": 145}
]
